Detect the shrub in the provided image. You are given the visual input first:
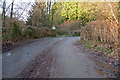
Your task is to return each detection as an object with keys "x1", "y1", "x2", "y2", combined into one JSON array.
[
  {"x1": 11, "y1": 22, "x2": 22, "y2": 40},
  {"x1": 23, "y1": 26, "x2": 36, "y2": 38},
  {"x1": 81, "y1": 20, "x2": 118, "y2": 46}
]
